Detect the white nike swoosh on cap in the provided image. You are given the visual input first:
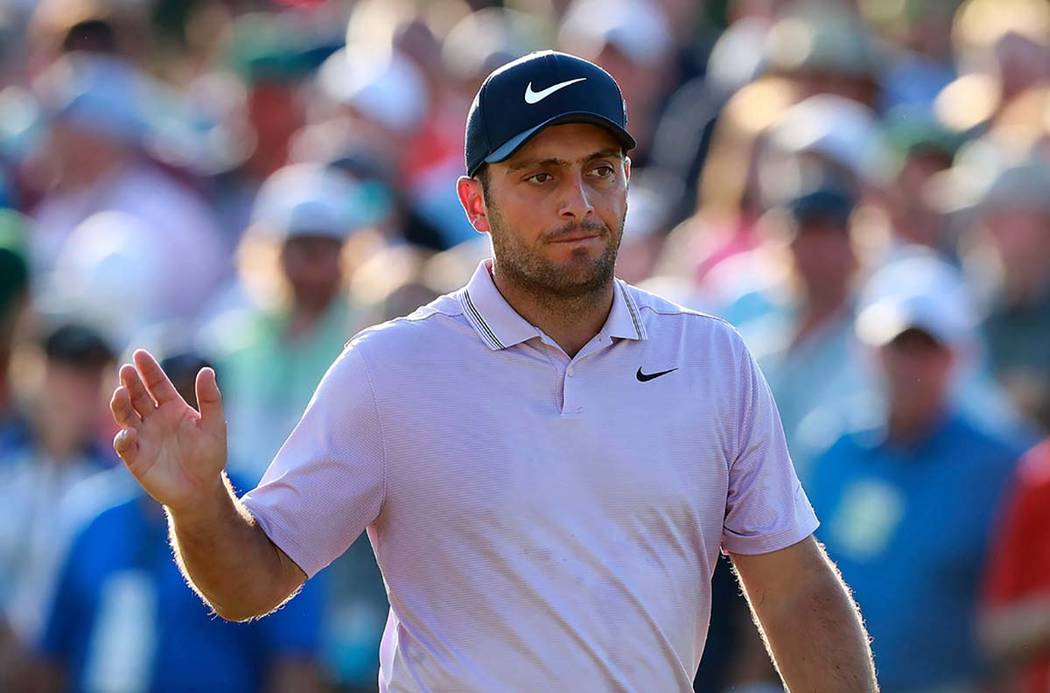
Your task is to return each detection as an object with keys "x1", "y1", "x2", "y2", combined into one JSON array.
[{"x1": 524, "y1": 78, "x2": 588, "y2": 104}]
